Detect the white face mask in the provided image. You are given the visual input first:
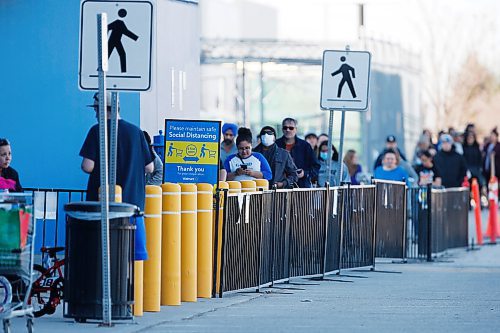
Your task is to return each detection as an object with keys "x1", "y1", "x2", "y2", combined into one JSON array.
[{"x1": 261, "y1": 134, "x2": 275, "y2": 147}]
